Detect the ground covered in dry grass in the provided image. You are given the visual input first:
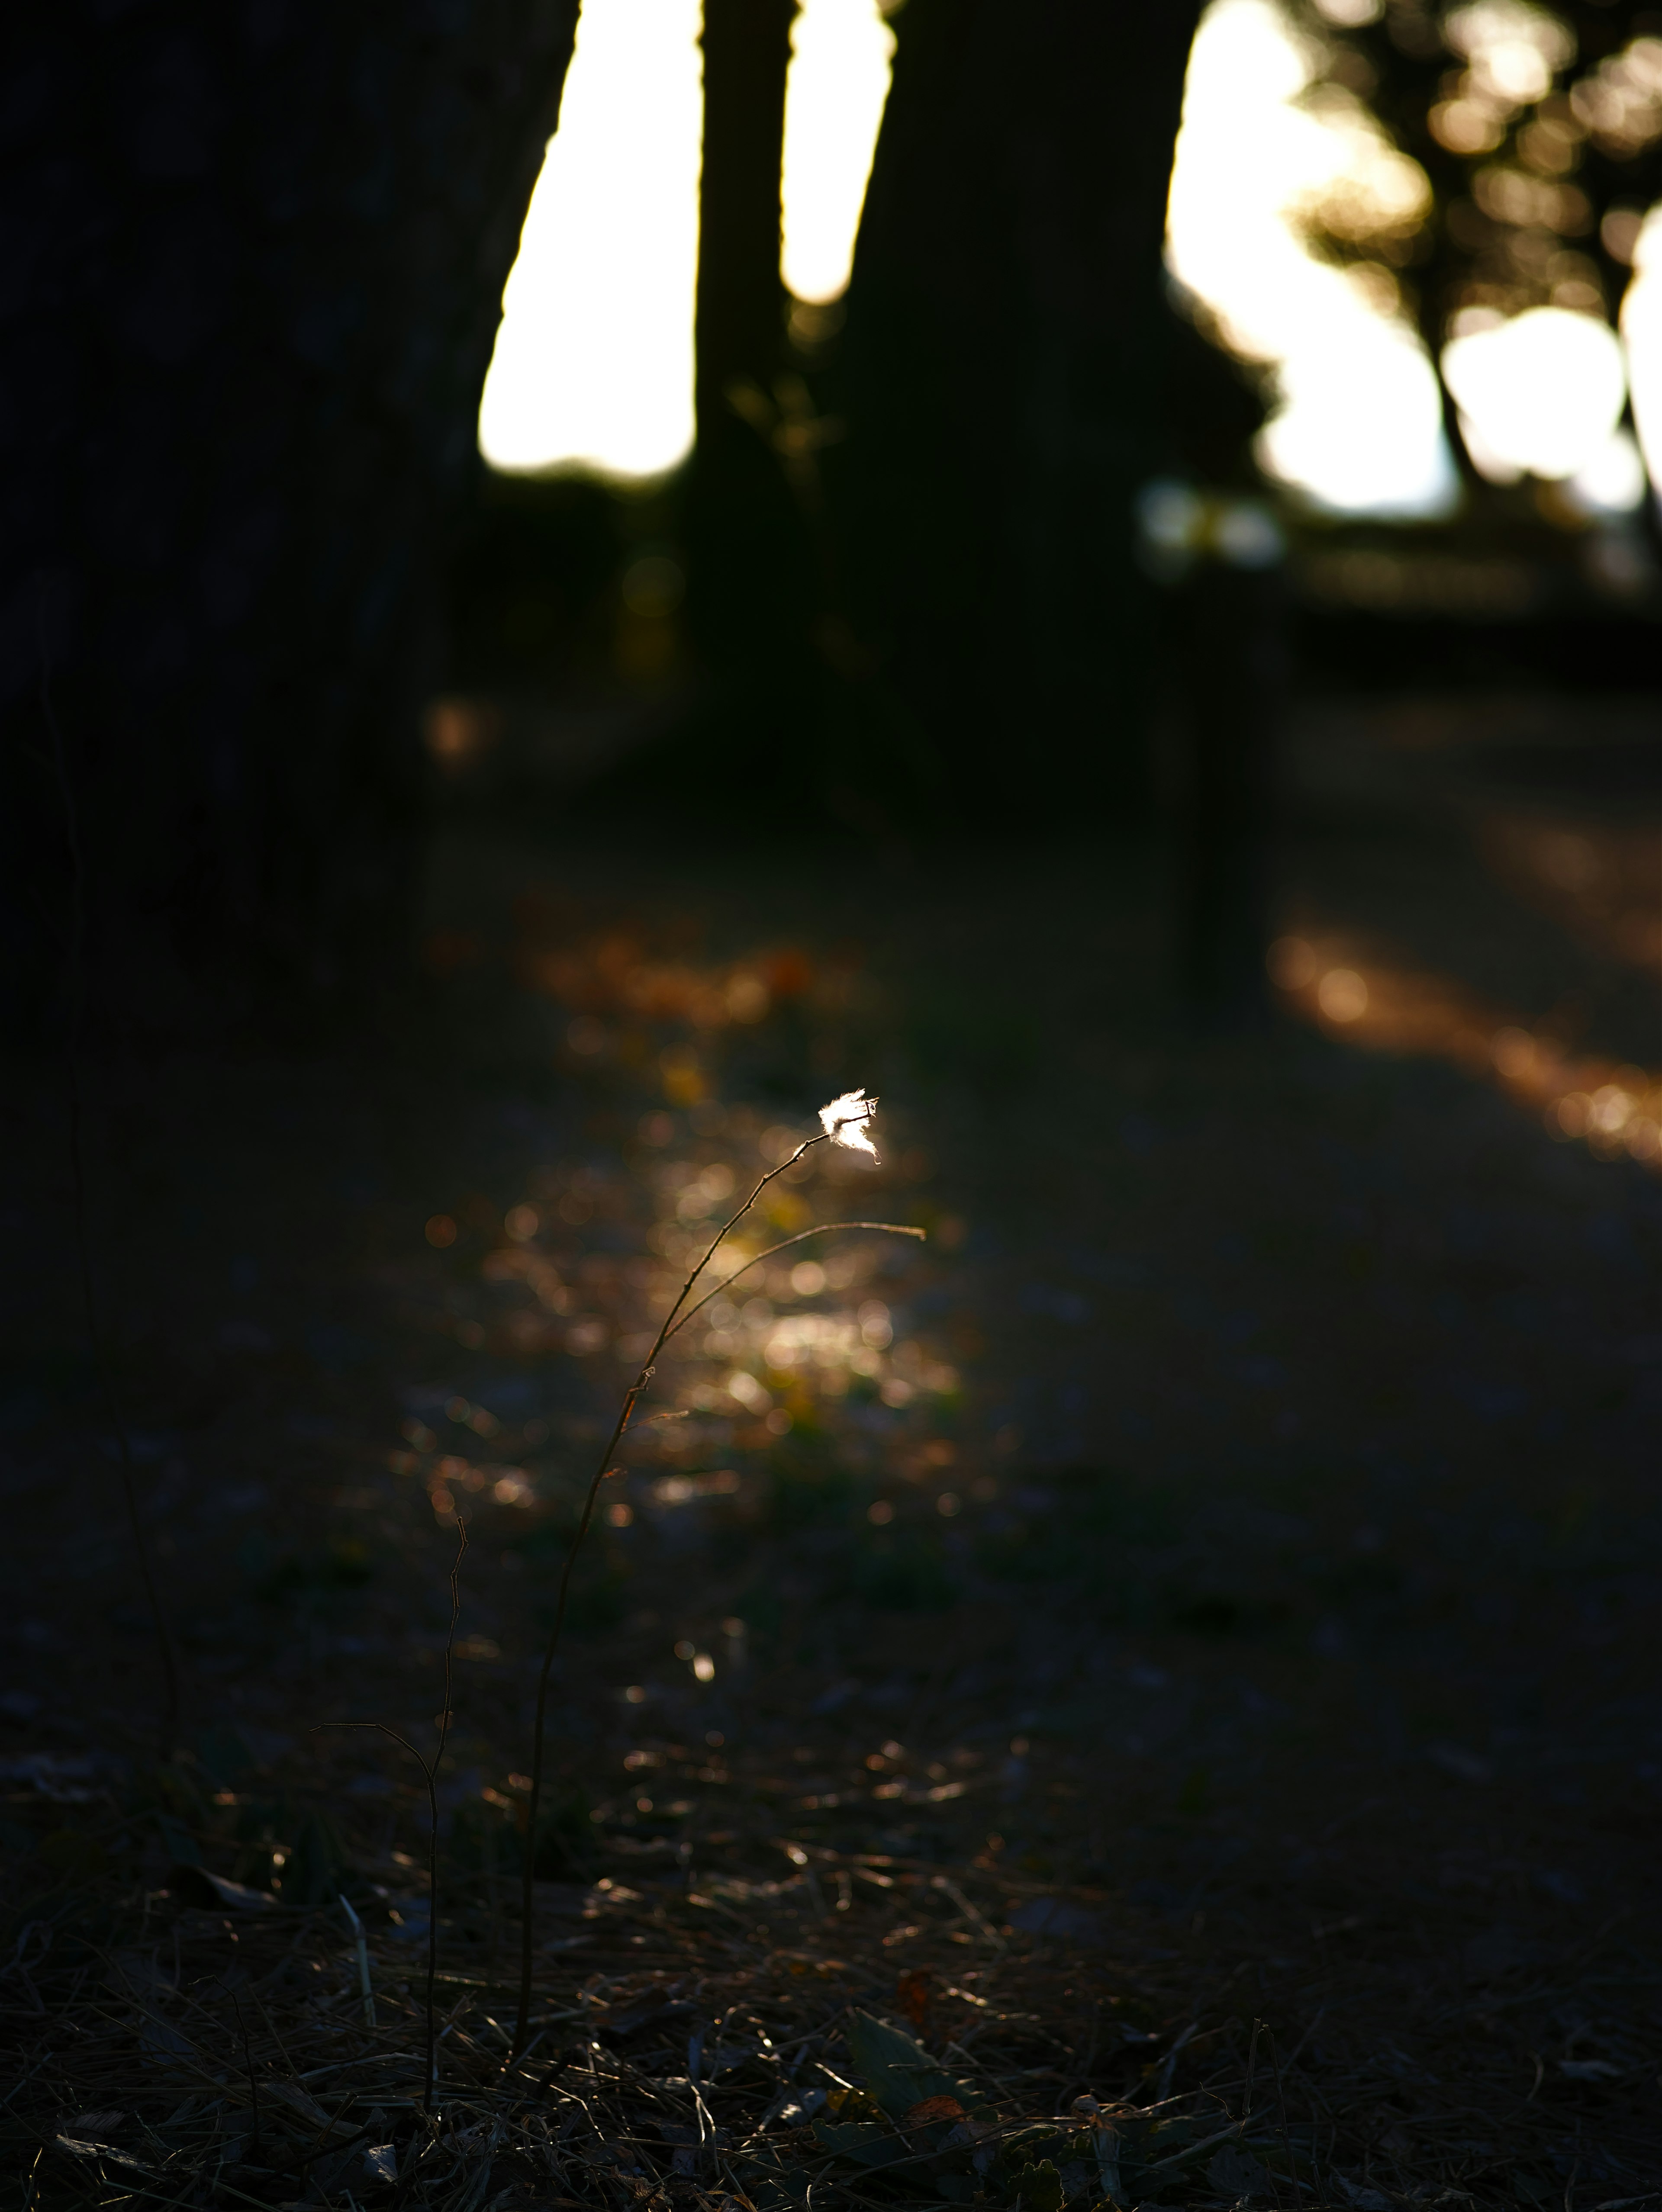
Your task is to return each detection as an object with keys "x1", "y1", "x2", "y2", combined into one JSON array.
[{"x1": 6, "y1": 732, "x2": 1661, "y2": 2208}]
